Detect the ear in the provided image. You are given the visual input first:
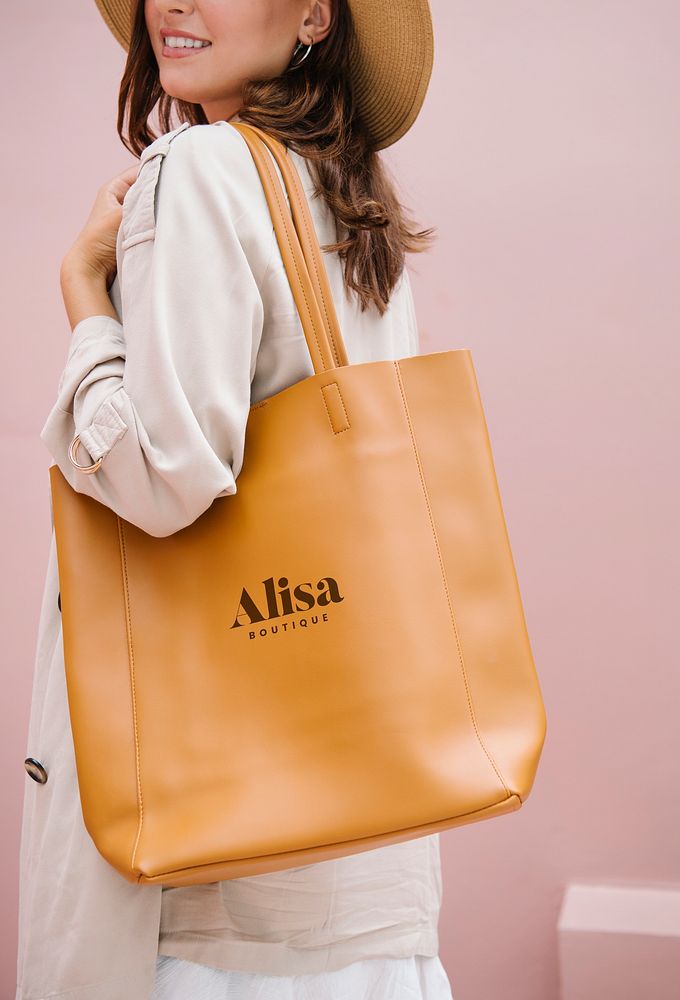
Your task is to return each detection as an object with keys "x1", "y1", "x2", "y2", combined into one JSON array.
[{"x1": 299, "y1": 0, "x2": 333, "y2": 45}]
